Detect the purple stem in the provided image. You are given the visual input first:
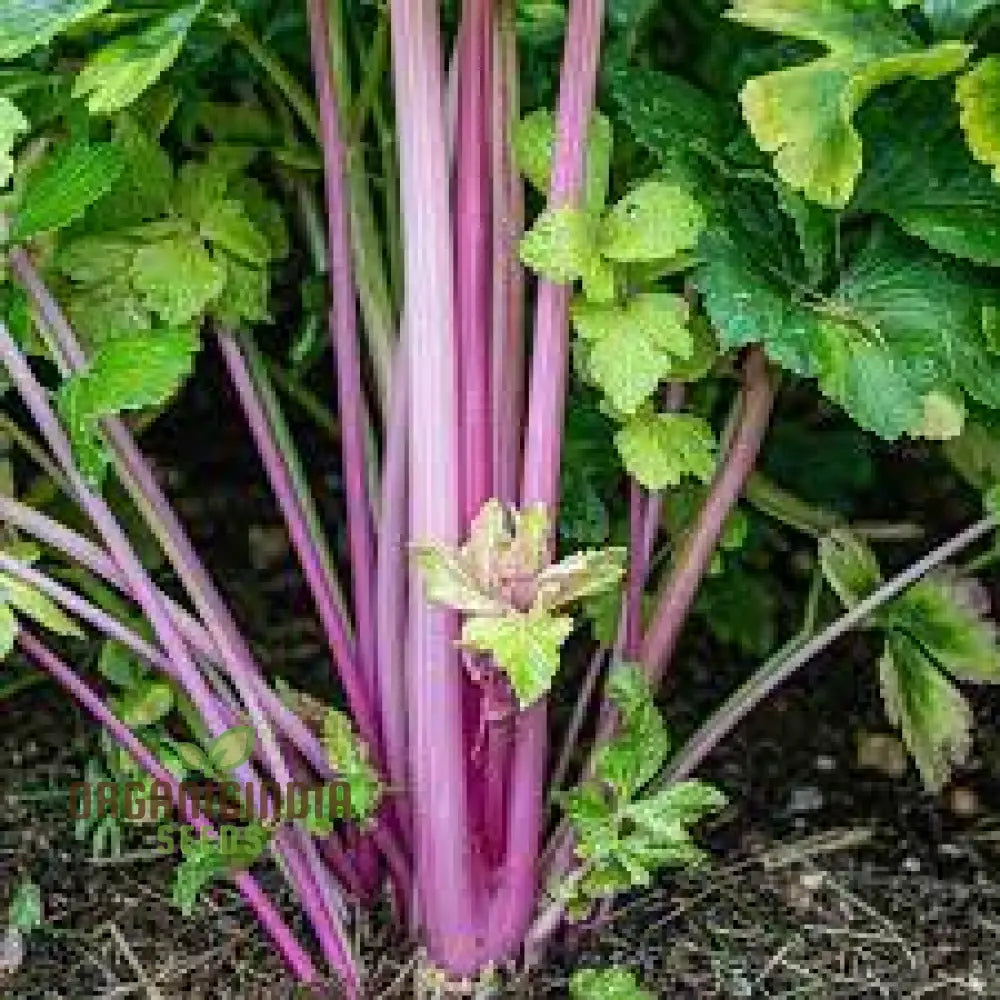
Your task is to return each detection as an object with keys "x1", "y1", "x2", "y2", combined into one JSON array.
[
  {"x1": 375, "y1": 343, "x2": 411, "y2": 843},
  {"x1": 491, "y1": 0, "x2": 605, "y2": 958},
  {"x1": 216, "y1": 329, "x2": 378, "y2": 752},
  {"x1": 455, "y1": 0, "x2": 493, "y2": 526},
  {"x1": 490, "y1": 0, "x2": 526, "y2": 506},
  {"x1": 306, "y1": 0, "x2": 378, "y2": 708},
  {"x1": 625, "y1": 481, "x2": 645, "y2": 658},
  {"x1": 390, "y1": 0, "x2": 478, "y2": 972},
  {"x1": 640, "y1": 348, "x2": 774, "y2": 683},
  {"x1": 16, "y1": 630, "x2": 321, "y2": 986}
]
